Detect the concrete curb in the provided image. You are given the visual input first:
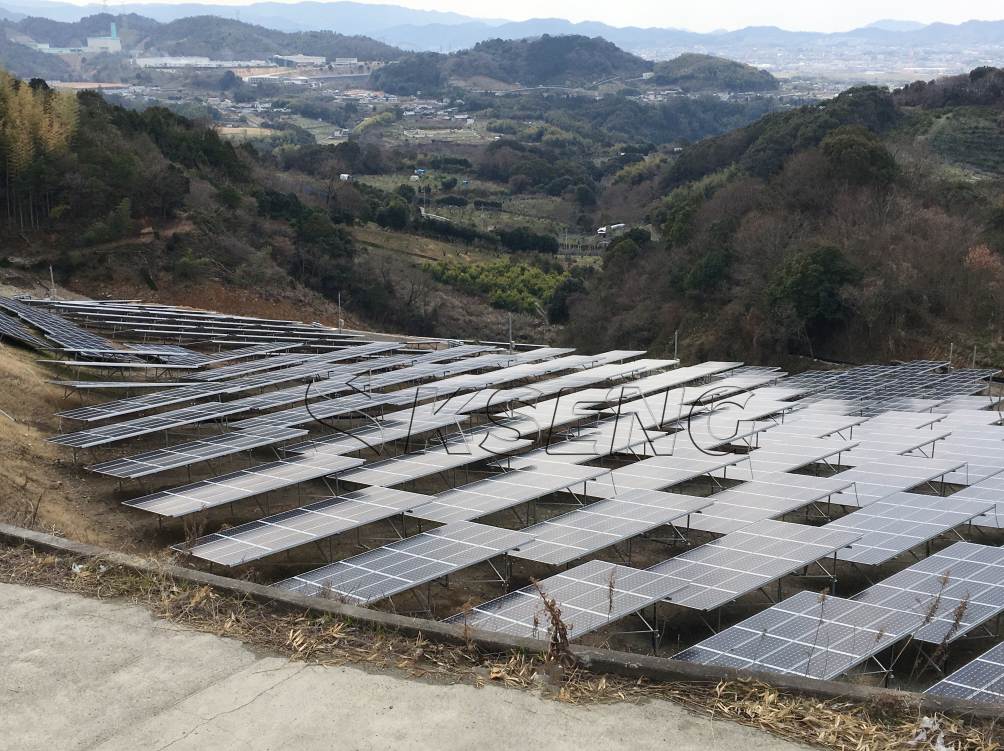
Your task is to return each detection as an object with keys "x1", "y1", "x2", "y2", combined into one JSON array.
[{"x1": 1, "y1": 522, "x2": 1000, "y2": 721}]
